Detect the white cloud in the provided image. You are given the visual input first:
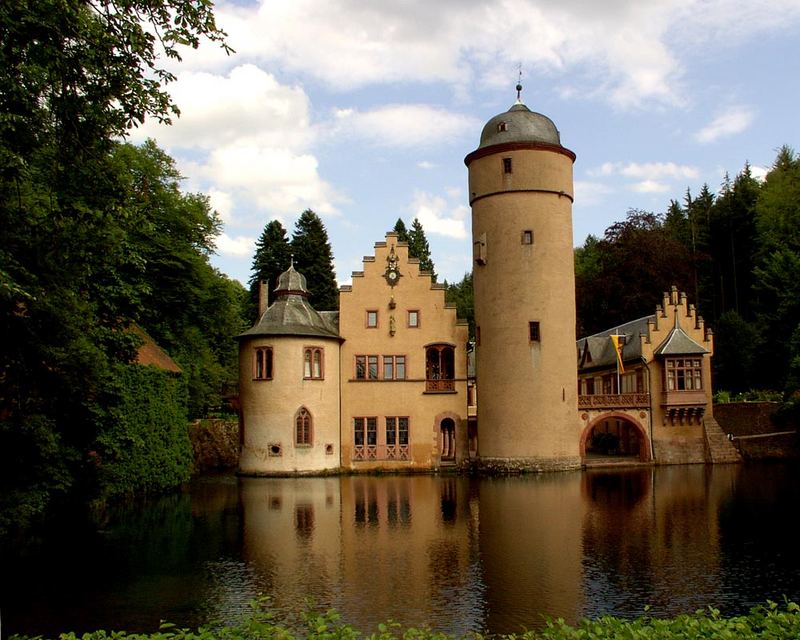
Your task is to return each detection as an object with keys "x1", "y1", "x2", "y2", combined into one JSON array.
[
  {"x1": 591, "y1": 161, "x2": 699, "y2": 180},
  {"x1": 418, "y1": 160, "x2": 436, "y2": 169},
  {"x1": 409, "y1": 191, "x2": 468, "y2": 239},
  {"x1": 130, "y1": 64, "x2": 342, "y2": 224},
  {"x1": 574, "y1": 180, "x2": 614, "y2": 205},
  {"x1": 331, "y1": 105, "x2": 479, "y2": 149},
  {"x1": 133, "y1": 65, "x2": 313, "y2": 151},
  {"x1": 631, "y1": 180, "x2": 670, "y2": 193},
  {"x1": 187, "y1": 145, "x2": 343, "y2": 218},
  {"x1": 161, "y1": 0, "x2": 800, "y2": 113},
  {"x1": 694, "y1": 106, "x2": 755, "y2": 143},
  {"x1": 216, "y1": 232, "x2": 256, "y2": 257},
  {"x1": 208, "y1": 189, "x2": 234, "y2": 223}
]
